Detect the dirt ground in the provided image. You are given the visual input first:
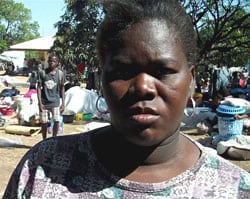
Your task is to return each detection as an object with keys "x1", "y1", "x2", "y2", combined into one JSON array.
[{"x1": 0, "y1": 73, "x2": 250, "y2": 197}]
